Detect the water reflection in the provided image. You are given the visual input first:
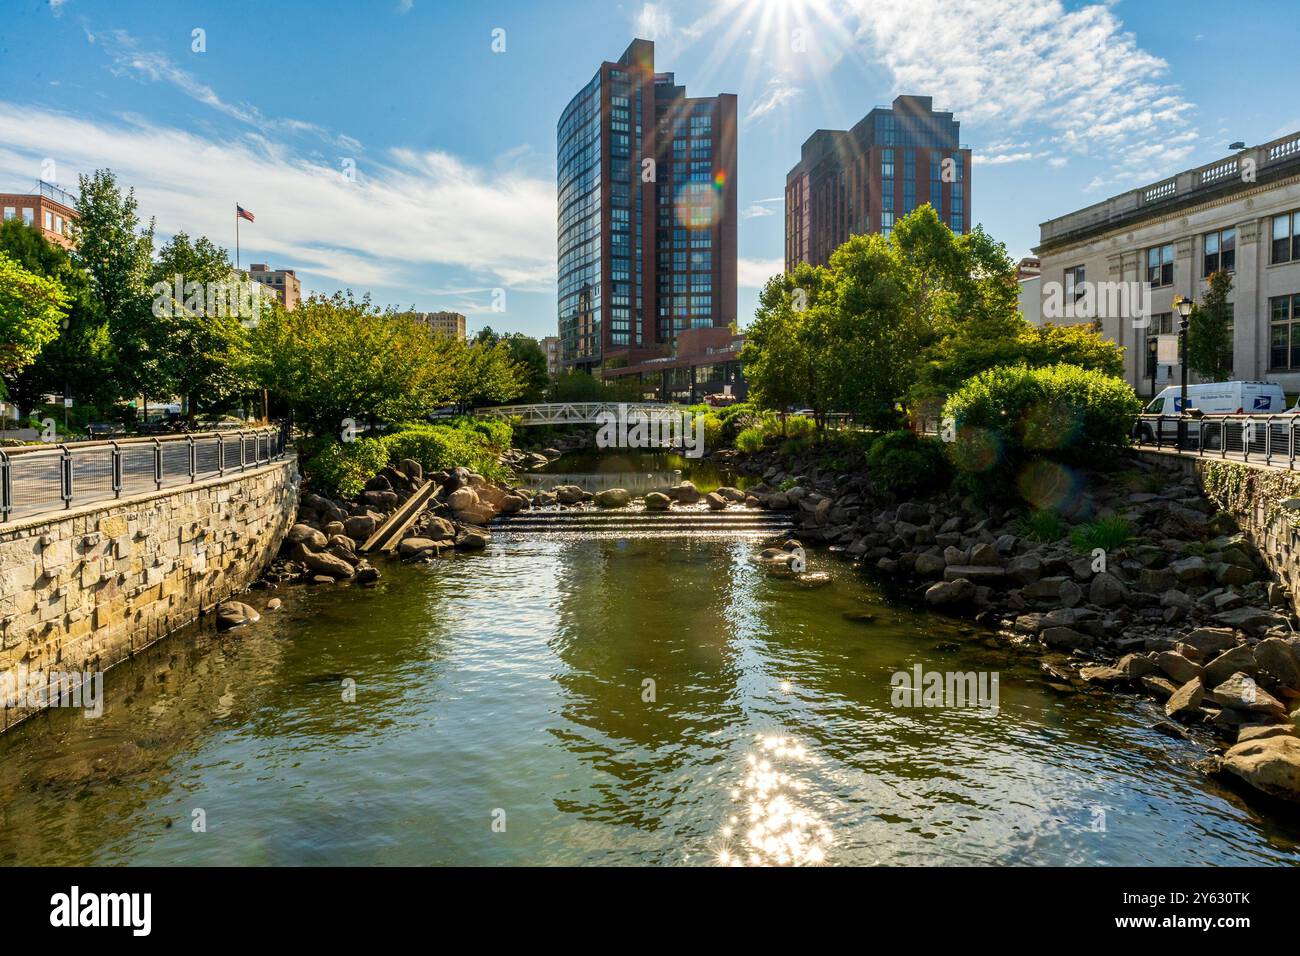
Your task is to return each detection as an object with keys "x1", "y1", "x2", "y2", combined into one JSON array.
[
  {"x1": 717, "y1": 734, "x2": 832, "y2": 867},
  {"x1": 521, "y1": 449, "x2": 753, "y2": 495}
]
